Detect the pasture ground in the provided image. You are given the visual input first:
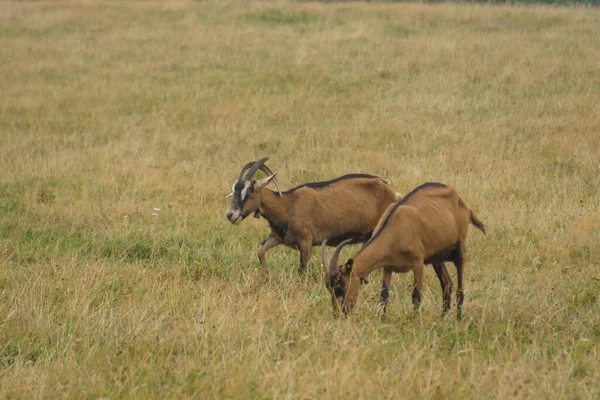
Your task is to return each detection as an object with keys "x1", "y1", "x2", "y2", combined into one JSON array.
[{"x1": 1, "y1": 1, "x2": 599, "y2": 398}]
